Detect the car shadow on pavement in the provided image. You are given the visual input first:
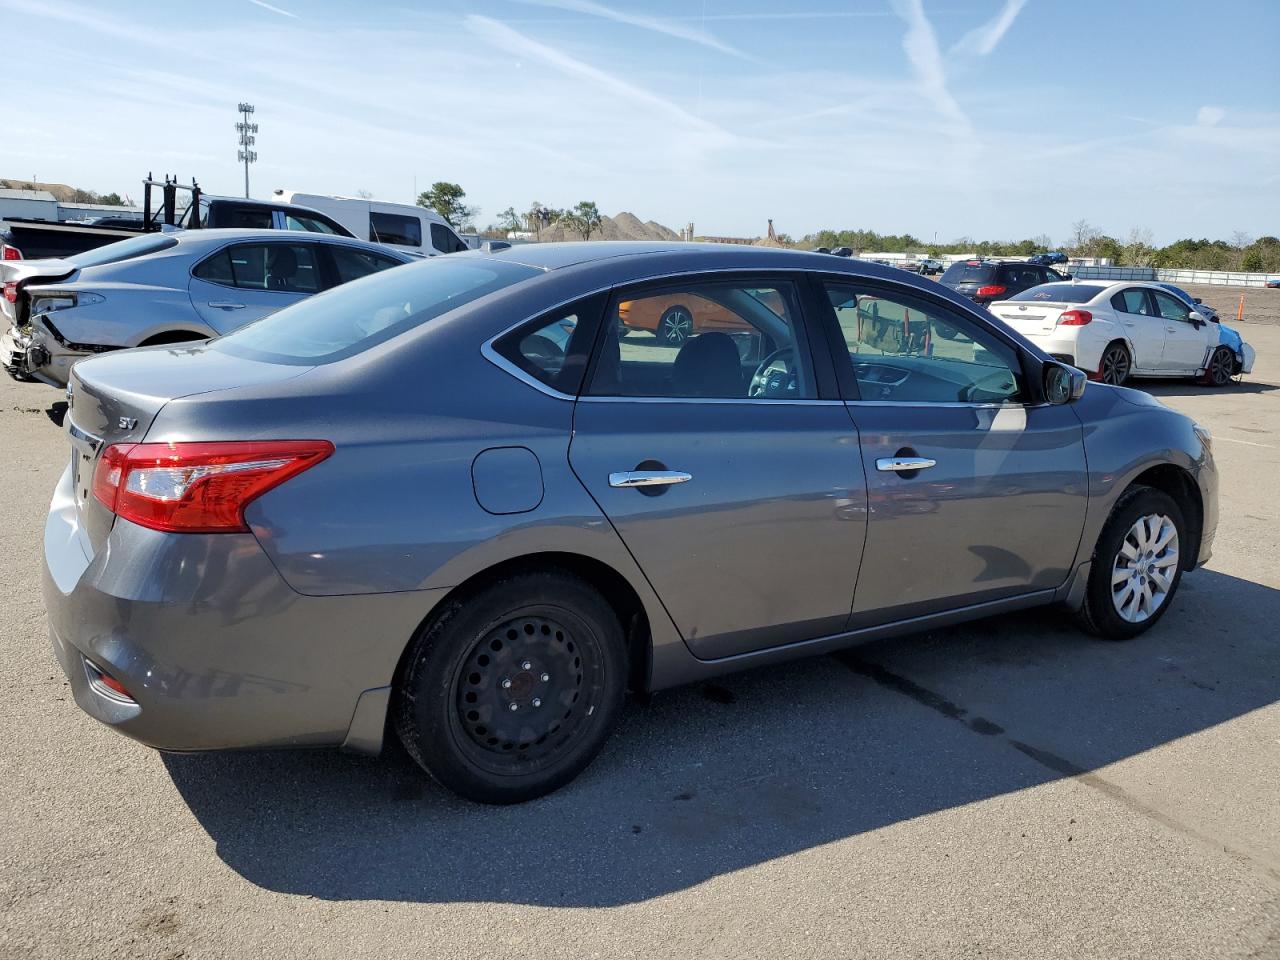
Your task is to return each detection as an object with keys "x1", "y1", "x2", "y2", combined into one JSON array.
[
  {"x1": 1139, "y1": 380, "x2": 1278, "y2": 398},
  {"x1": 163, "y1": 568, "x2": 1279, "y2": 907}
]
